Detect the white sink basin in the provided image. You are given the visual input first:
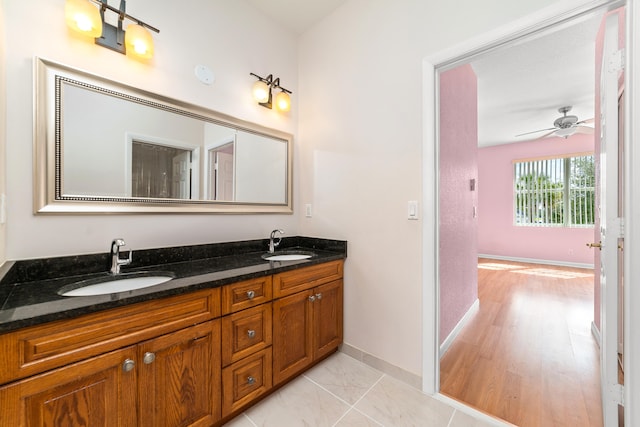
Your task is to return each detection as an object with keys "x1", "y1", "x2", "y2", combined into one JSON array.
[
  {"x1": 261, "y1": 250, "x2": 315, "y2": 261},
  {"x1": 59, "y1": 272, "x2": 174, "y2": 297}
]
